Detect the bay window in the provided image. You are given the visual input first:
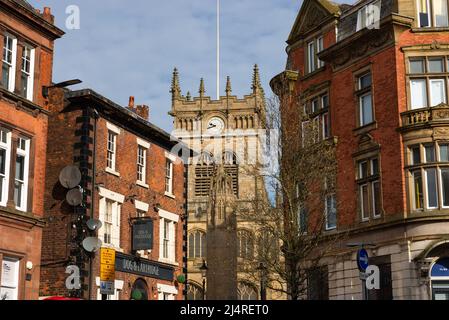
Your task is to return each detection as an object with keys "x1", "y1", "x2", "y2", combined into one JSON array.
[
  {"x1": 2, "y1": 34, "x2": 17, "y2": 92},
  {"x1": 409, "y1": 142, "x2": 449, "y2": 211},
  {"x1": 417, "y1": 0, "x2": 449, "y2": 27},
  {"x1": 409, "y1": 57, "x2": 449, "y2": 109}
]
